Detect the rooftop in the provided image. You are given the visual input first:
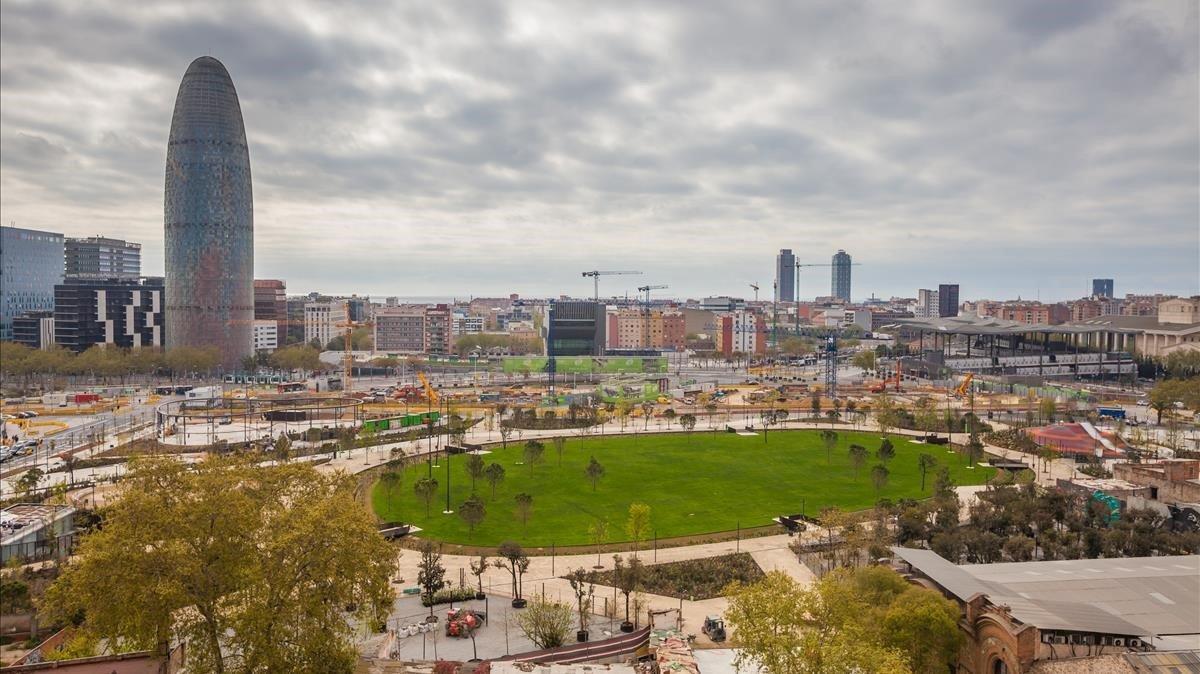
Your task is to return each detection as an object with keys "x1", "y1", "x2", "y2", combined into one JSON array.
[
  {"x1": 893, "y1": 548, "x2": 1200, "y2": 639},
  {"x1": 1, "y1": 504, "x2": 75, "y2": 546},
  {"x1": 882, "y1": 314, "x2": 1144, "y2": 336}
]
